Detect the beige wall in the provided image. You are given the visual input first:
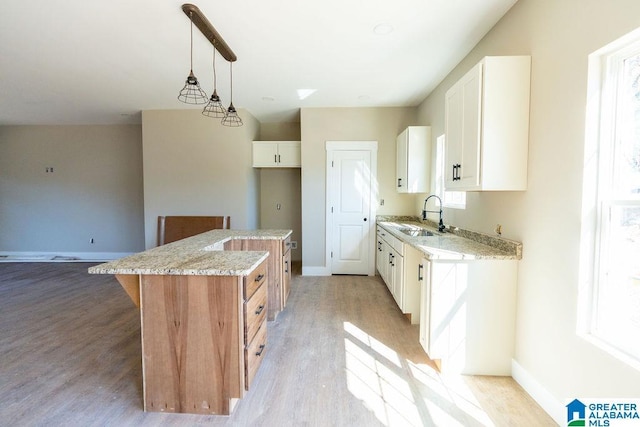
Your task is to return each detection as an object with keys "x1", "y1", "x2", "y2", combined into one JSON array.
[
  {"x1": 300, "y1": 107, "x2": 419, "y2": 271},
  {"x1": 258, "y1": 122, "x2": 302, "y2": 261},
  {"x1": 259, "y1": 122, "x2": 301, "y2": 141},
  {"x1": 415, "y1": 0, "x2": 640, "y2": 421},
  {"x1": 0, "y1": 125, "x2": 144, "y2": 255},
  {"x1": 142, "y1": 109, "x2": 260, "y2": 248}
]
